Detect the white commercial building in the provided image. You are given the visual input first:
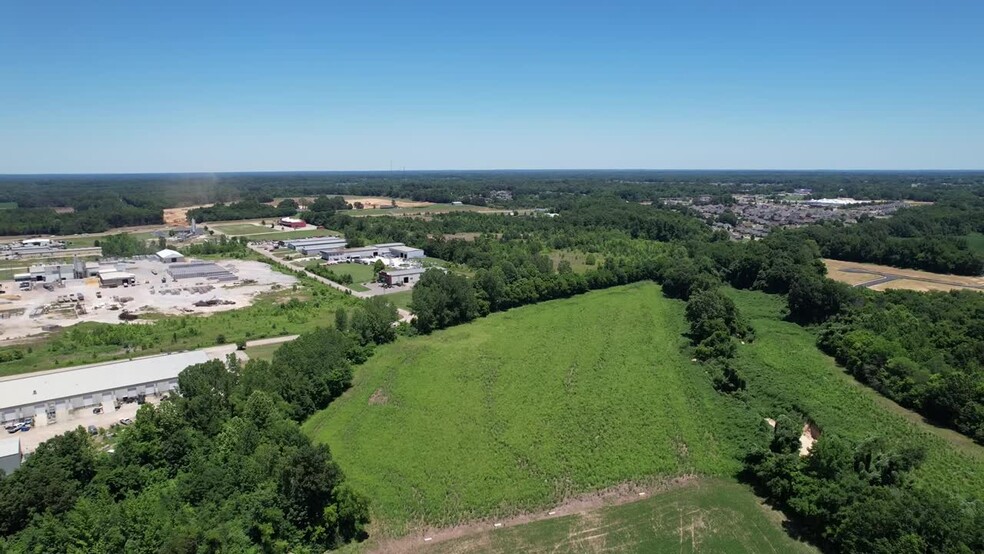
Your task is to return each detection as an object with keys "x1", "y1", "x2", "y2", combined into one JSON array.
[
  {"x1": 0, "y1": 438, "x2": 21, "y2": 475},
  {"x1": 320, "y1": 242, "x2": 424, "y2": 262},
  {"x1": 0, "y1": 350, "x2": 209, "y2": 426},
  {"x1": 156, "y1": 248, "x2": 186, "y2": 263}
]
